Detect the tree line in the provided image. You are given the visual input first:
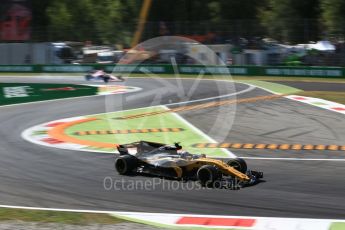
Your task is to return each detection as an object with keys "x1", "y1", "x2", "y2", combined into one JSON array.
[{"x1": 31, "y1": 0, "x2": 345, "y2": 44}]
